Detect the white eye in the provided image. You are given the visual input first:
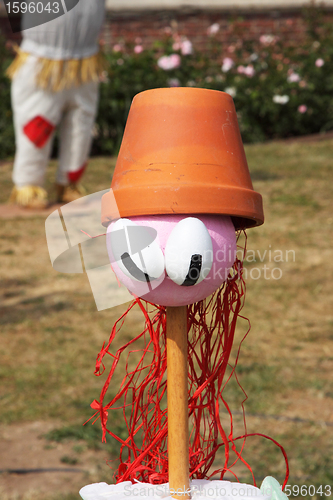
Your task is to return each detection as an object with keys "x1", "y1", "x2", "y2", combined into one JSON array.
[
  {"x1": 165, "y1": 217, "x2": 213, "y2": 286},
  {"x1": 108, "y1": 218, "x2": 165, "y2": 283}
]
